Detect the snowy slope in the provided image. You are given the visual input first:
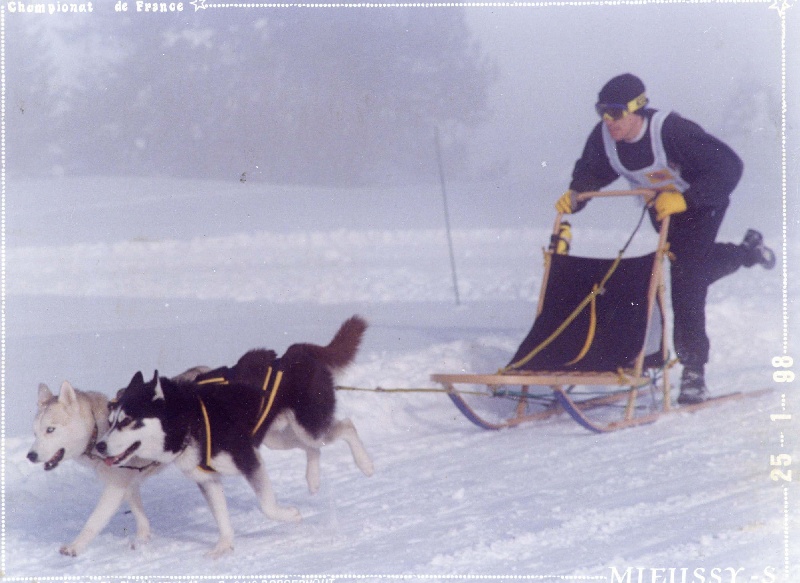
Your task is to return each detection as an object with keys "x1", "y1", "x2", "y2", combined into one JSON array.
[{"x1": 4, "y1": 177, "x2": 797, "y2": 581}]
